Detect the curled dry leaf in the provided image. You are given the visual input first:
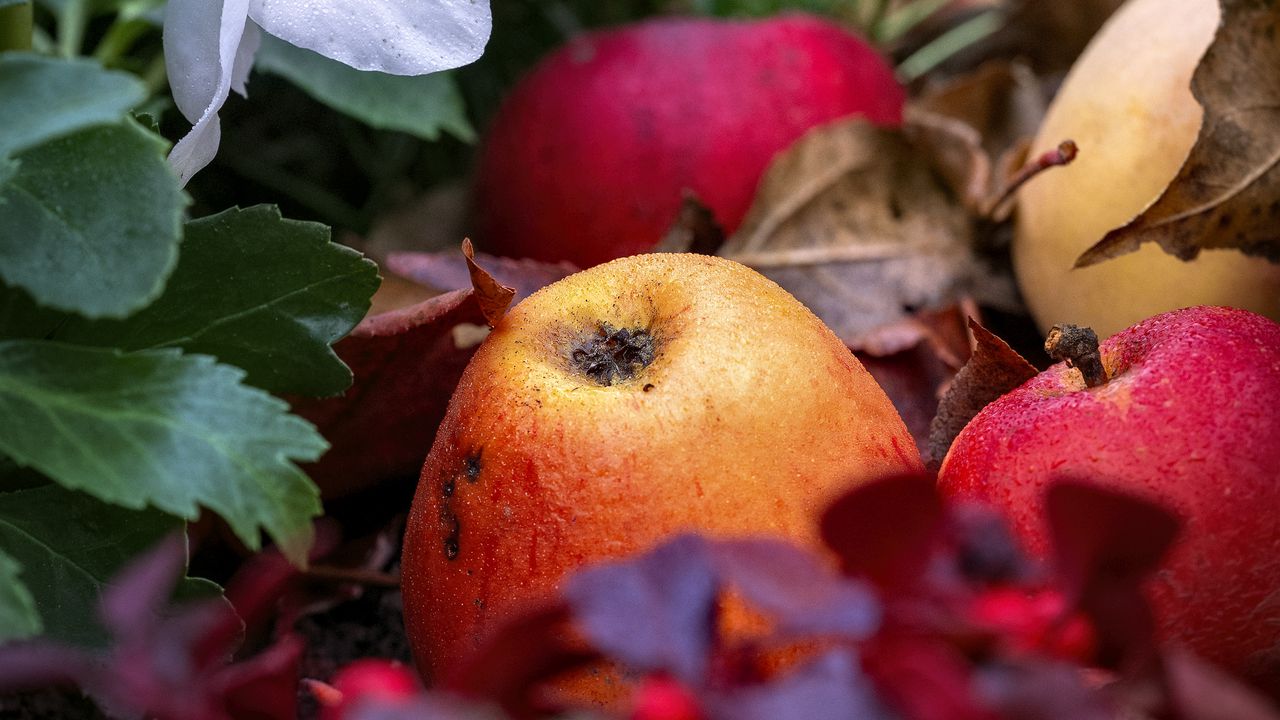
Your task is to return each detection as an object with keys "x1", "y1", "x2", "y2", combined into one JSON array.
[
  {"x1": 1078, "y1": 0, "x2": 1280, "y2": 267},
  {"x1": 719, "y1": 119, "x2": 1016, "y2": 344},
  {"x1": 926, "y1": 318, "x2": 1037, "y2": 466},
  {"x1": 905, "y1": 60, "x2": 1046, "y2": 219},
  {"x1": 652, "y1": 193, "x2": 728, "y2": 256},
  {"x1": 462, "y1": 239, "x2": 517, "y2": 327}
]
